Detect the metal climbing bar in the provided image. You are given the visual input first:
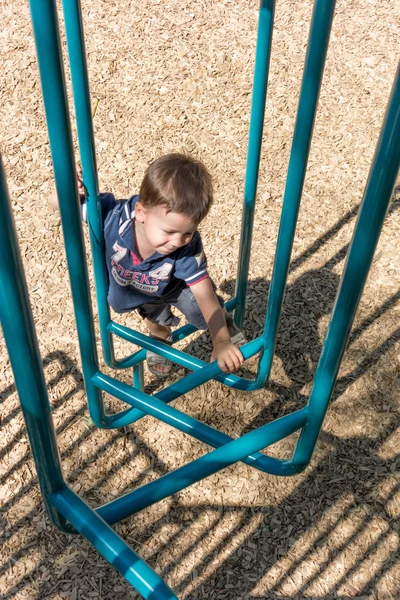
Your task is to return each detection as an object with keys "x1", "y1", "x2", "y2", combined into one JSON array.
[
  {"x1": 28, "y1": 0, "x2": 107, "y2": 428},
  {"x1": 234, "y1": 0, "x2": 275, "y2": 327},
  {"x1": 293, "y1": 62, "x2": 400, "y2": 468},
  {"x1": 108, "y1": 318, "x2": 254, "y2": 390},
  {"x1": 0, "y1": 155, "x2": 71, "y2": 534},
  {"x1": 96, "y1": 406, "x2": 308, "y2": 525},
  {"x1": 61, "y1": 0, "x2": 116, "y2": 368},
  {"x1": 254, "y1": 0, "x2": 337, "y2": 388},
  {"x1": 50, "y1": 488, "x2": 177, "y2": 600},
  {"x1": 0, "y1": 156, "x2": 177, "y2": 600}
]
